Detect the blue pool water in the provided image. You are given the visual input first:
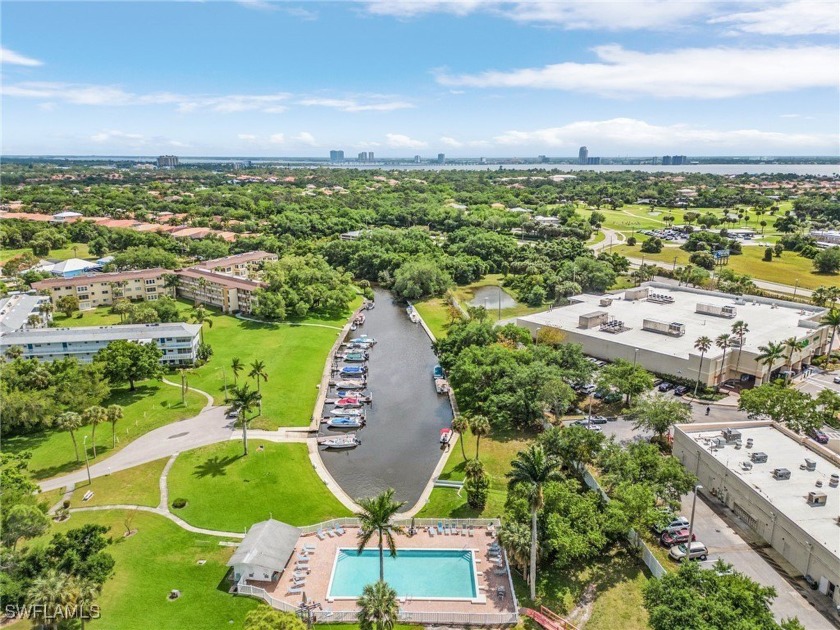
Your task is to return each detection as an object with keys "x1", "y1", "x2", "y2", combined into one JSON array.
[{"x1": 328, "y1": 548, "x2": 477, "y2": 599}]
